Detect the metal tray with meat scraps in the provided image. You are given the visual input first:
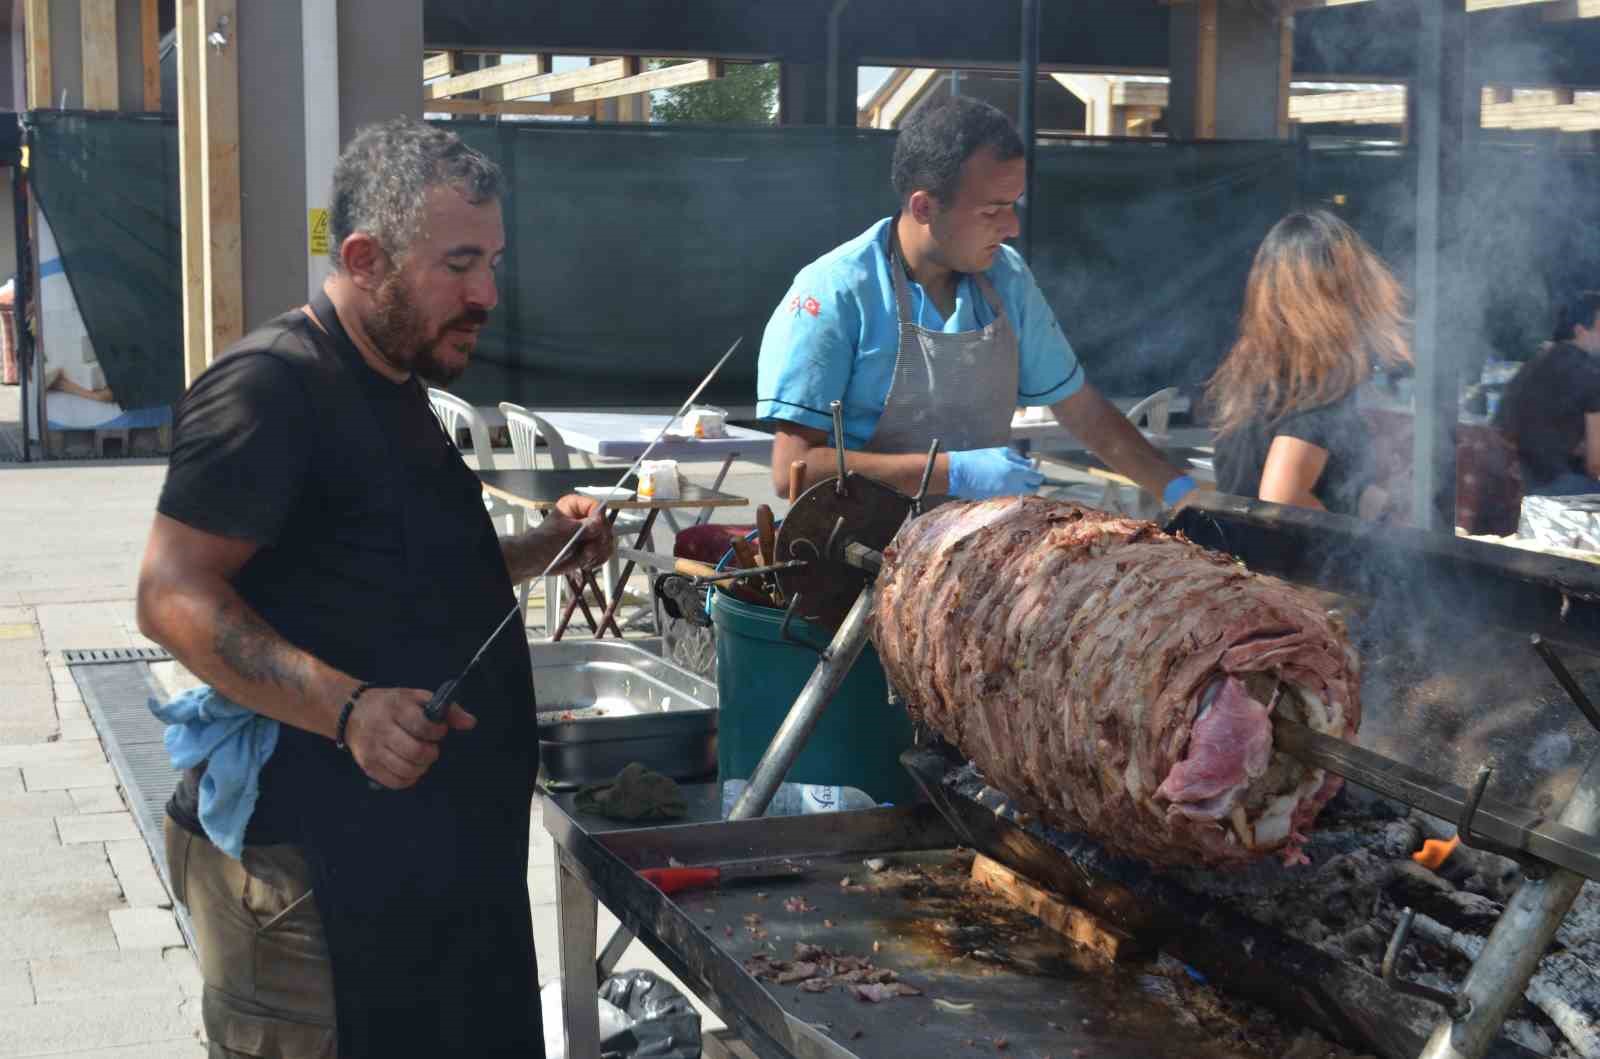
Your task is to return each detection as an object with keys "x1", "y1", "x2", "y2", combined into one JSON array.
[{"x1": 531, "y1": 639, "x2": 718, "y2": 786}]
